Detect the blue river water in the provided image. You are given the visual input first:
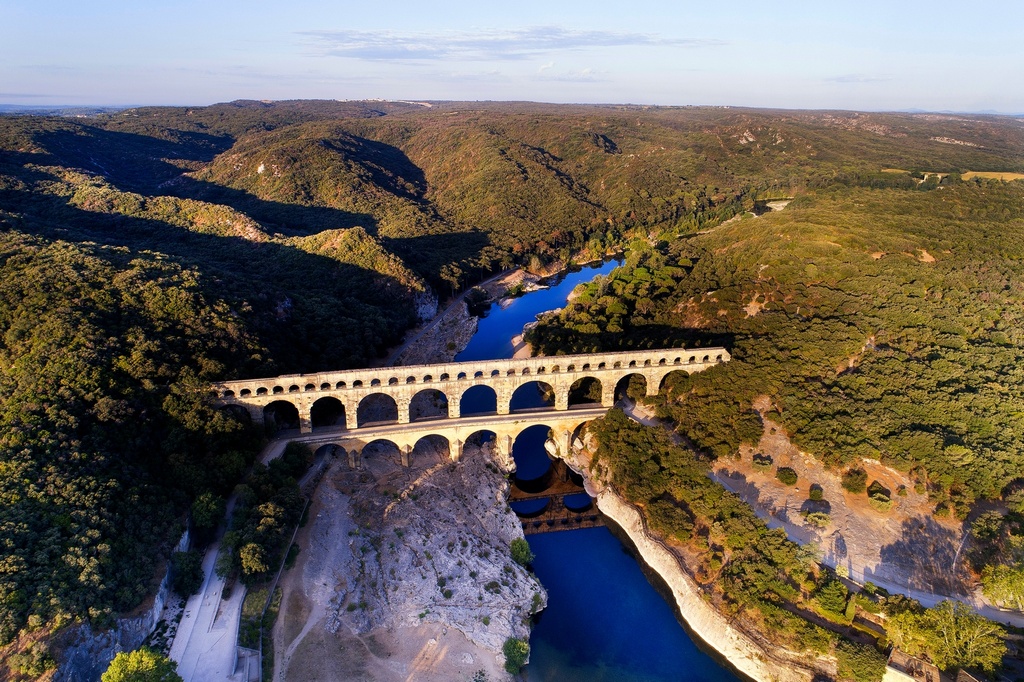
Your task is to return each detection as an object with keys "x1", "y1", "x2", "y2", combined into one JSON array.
[{"x1": 452, "y1": 259, "x2": 741, "y2": 682}]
